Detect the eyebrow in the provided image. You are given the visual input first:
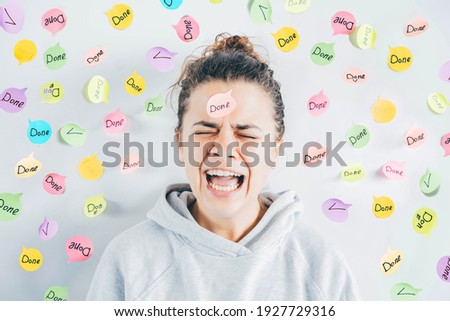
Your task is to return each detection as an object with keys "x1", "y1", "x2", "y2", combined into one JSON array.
[{"x1": 191, "y1": 121, "x2": 263, "y2": 132}]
